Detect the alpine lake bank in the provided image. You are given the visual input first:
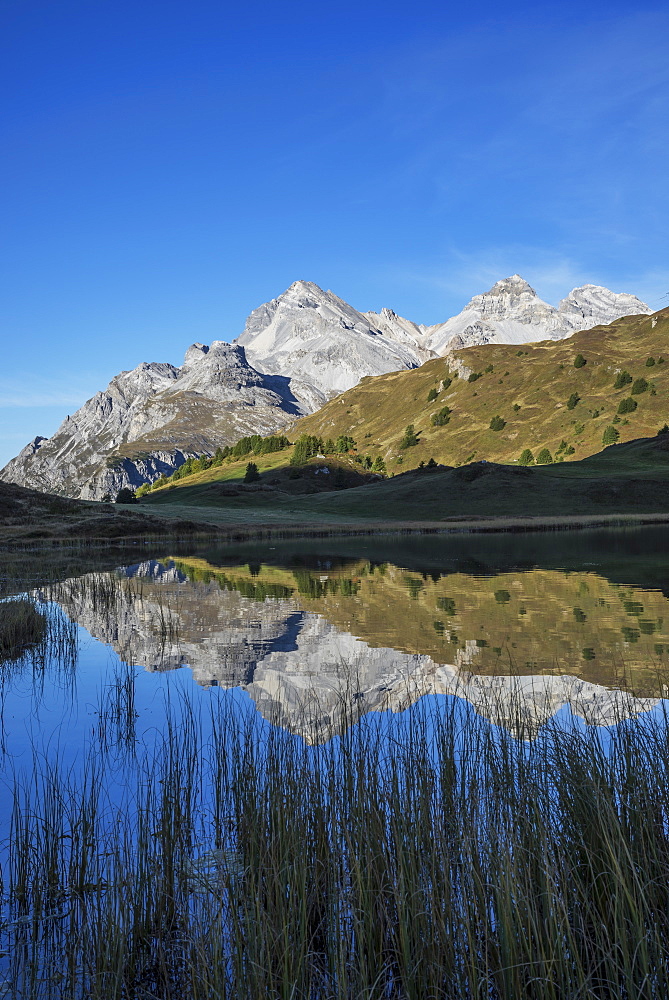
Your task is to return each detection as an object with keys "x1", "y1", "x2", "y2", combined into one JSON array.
[{"x1": 4, "y1": 440, "x2": 669, "y2": 995}]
